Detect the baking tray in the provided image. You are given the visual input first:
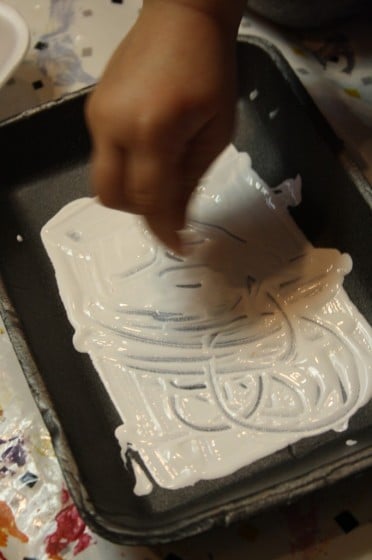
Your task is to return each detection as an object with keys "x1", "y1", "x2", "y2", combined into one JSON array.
[{"x1": 0, "y1": 36, "x2": 371, "y2": 544}]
